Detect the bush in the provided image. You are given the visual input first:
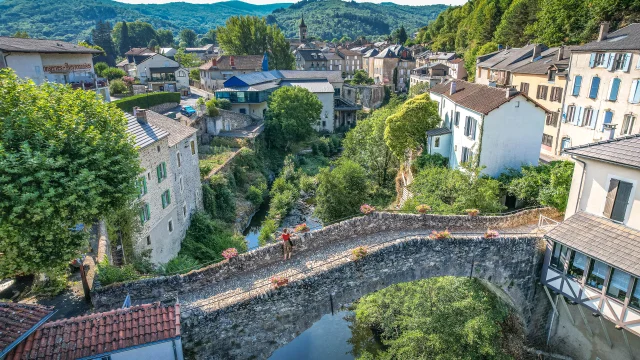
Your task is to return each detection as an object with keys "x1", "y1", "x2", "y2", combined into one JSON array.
[
  {"x1": 179, "y1": 212, "x2": 247, "y2": 264},
  {"x1": 413, "y1": 152, "x2": 449, "y2": 169},
  {"x1": 109, "y1": 79, "x2": 127, "y2": 95},
  {"x1": 202, "y1": 176, "x2": 236, "y2": 222},
  {"x1": 217, "y1": 98, "x2": 232, "y2": 110},
  {"x1": 299, "y1": 175, "x2": 316, "y2": 194},
  {"x1": 246, "y1": 185, "x2": 264, "y2": 205},
  {"x1": 161, "y1": 255, "x2": 200, "y2": 275},
  {"x1": 258, "y1": 219, "x2": 277, "y2": 244},
  {"x1": 101, "y1": 67, "x2": 127, "y2": 80},
  {"x1": 269, "y1": 190, "x2": 297, "y2": 219},
  {"x1": 96, "y1": 259, "x2": 139, "y2": 286},
  {"x1": 112, "y1": 92, "x2": 181, "y2": 112},
  {"x1": 206, "y1": 99, "x2": 220, "y2": 117},
  {"x1": 94, "y1": 62, "x2": 109, "y2": 77}
]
